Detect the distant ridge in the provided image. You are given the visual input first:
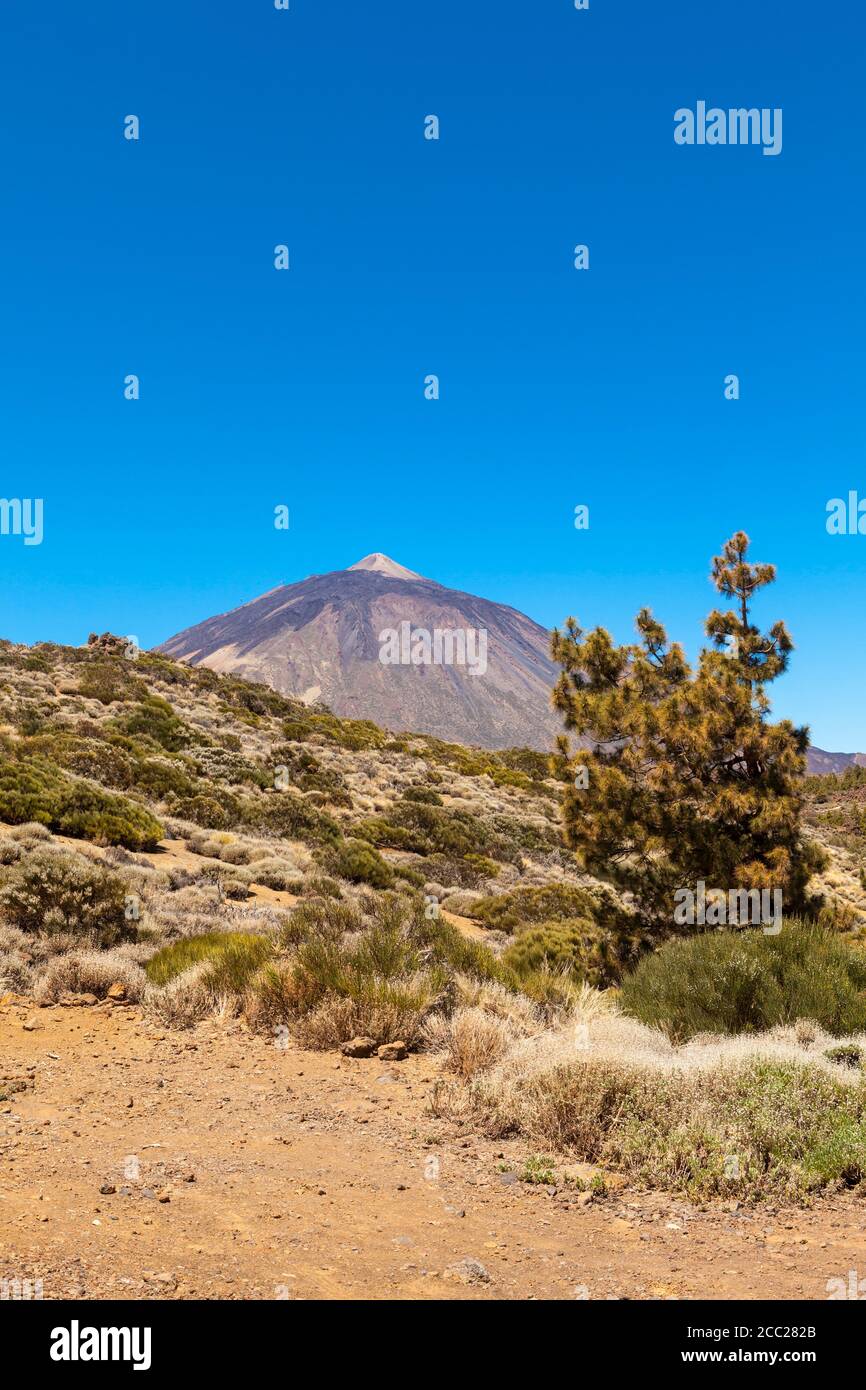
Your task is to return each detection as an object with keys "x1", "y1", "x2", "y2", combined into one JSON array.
[{"x1": 805, "y1": 748, "x2": 866, "y2": 776}]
